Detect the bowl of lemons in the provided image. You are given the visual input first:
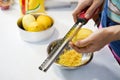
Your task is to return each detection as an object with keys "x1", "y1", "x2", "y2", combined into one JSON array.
[
  {"x1": 17, "y1": 13, "x2": 55, "y2": 42},
  {"x1": 47, "y1": 28, "x2": 94, "y2": 69}
]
